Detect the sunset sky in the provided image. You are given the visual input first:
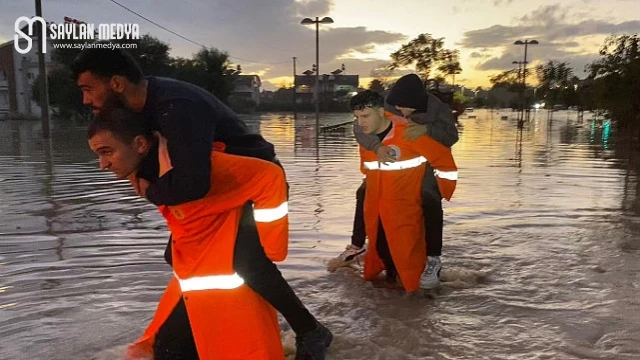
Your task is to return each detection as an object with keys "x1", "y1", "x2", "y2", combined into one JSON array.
[{"x1": 2, "y1": 0, "x2": 639, "y2": 90}]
